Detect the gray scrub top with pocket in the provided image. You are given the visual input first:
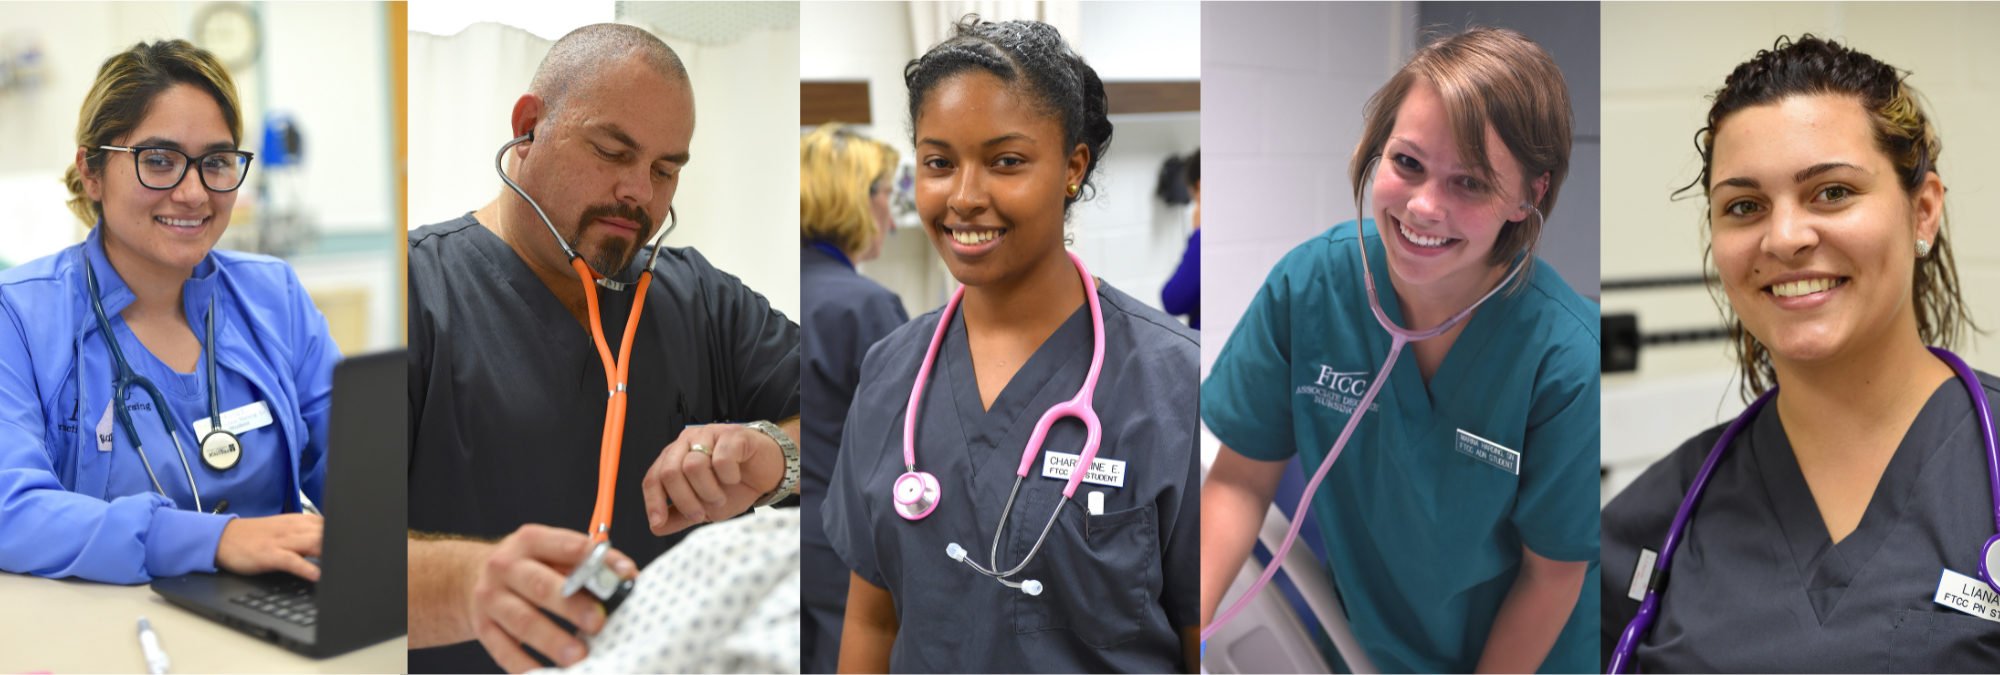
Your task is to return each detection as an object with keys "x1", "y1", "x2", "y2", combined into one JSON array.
[
  {"x1": 823, "y1": 281, "x2": 1200, "y2": 673},
  {"x1": 1602, "y1": 371, "x2": 2000, "y2": 672}
]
